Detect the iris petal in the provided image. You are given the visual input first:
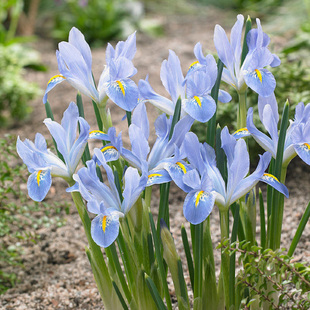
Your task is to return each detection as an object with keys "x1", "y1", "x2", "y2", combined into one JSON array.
[
  {"x1": 91, "y1": 212, "x2": 120, "y2": 248},
  {"x1": 43, "y1": 75, "x2": 65, "y2": 103},
  {"x1": 294, "y1": 143, "x2": 310, "y2": 165},
  {"x1": 244, "y1": 68, "x2": 275, "y2": 97},
  {"x1": 105, "y1": 78, "x2": 139, "y2": 111},
  {"x1": 27, "y1": 169, "x2": 52, "y2": 202},
  {"x1": 183, "y1": 95, "x2": 216, "y2": 123},
  {"x1": 183, "y1": 190, "x2": 215, "y2": 225},
  {"x1": 260, "y1": 173, "x2": 289, "y2": 198},
  {"x1": 147, "y1": 170, "x2": 171, "y2": 187}
]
